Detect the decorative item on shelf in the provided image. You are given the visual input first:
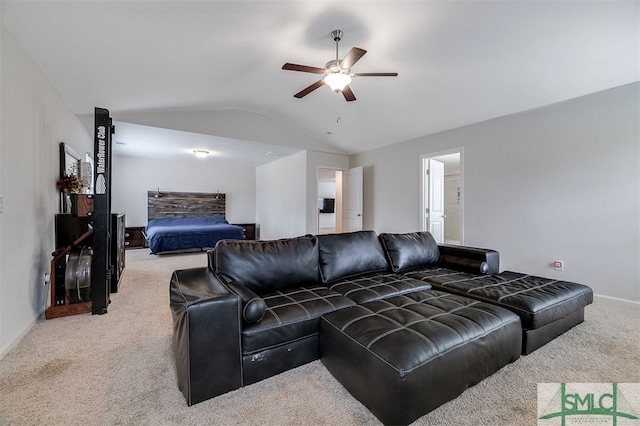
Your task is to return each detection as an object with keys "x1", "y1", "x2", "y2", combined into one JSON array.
[
  {"x1": 63, "y1": 192, "x2": 72, "y2": 214},
  {"x1": 57, "y1": 174, "x2": 87, "y2": 214},
  {"x1": 57, "y1": 174, "x2": 85, "y2": 193}
]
